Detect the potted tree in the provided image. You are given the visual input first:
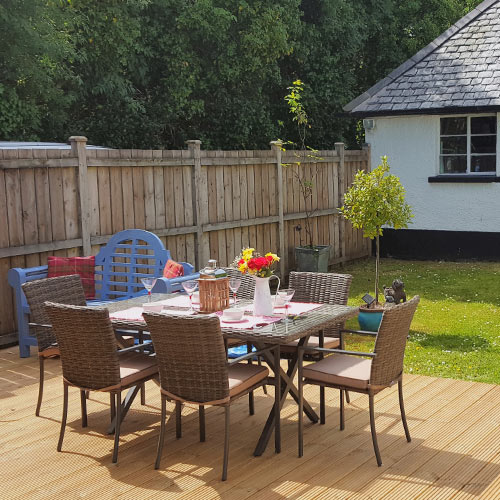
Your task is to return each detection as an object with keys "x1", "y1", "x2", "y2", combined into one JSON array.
[
  {"x1": 340, "y1": 156, "x2": 413, "y2": 330},
  {"x1": 279, "y1": 80, "x2": 330, "y2": 272}
]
